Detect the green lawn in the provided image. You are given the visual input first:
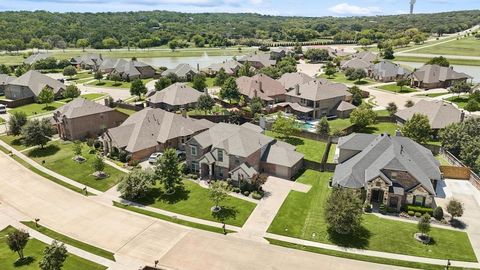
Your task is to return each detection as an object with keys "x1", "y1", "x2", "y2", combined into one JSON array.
[
  {"x1": 66, "y1": 72, "x2": 93, "y2": 81},
  {"x1": 8, "y1": 102, "x2": 63, "y2": 117},
  {"x1": 0, "y1": 135, "x2": 28, "y2": 151},
  {"x1": 265, "y1": 131, "x2": 328, "y2": 163},
  {"x1": 21, "y1": 222, "x2": 114, "y2": 261},
  {"x1": 59, "y1": 93, "x2": 106, "y2": 103},
  {"x1": 0, "y1": 226, "x2": 107, "y2": 270},
  {"x1": 319, "y1": 73, "x2": 375, "y2": 86},
  {"x1": 113, "y1": 202, "x2": 234, "y2": 234},
  {"x1": 326, "y1": 144, "x2": 336, "y2": 163},
  {"x1": 446, "y1": 96, "x2": 470, "y2": 109},
  {"x1": 267, "y1": 170, "x2": 476, "y2": 261},
  {"x1": 133, "y1": 180, "x2": 256, "y2": 227},
  {"x1": 395, "y1": 56, "x2": 480, "y2": 66},
  {"x1": 328, "y1": 118, "x2": 352, "y2": 132},
  {"x1": 27, "y1": 140, "x2": 124, "y2": 191},
  {"x1": 87, "y1": 78, "x2": 153, "y2": 89},
  {"x1": 187, "y1": 77, "x2": 215, "y2": 88},
  {"x1": 435, "y1": 154, "x2": 451, "y2": 166},
  {"x1": 377, "y1": 84, "x2": 417, "y2": 94},
  {"x1": 415, "y1": 92, "x2": 449, "y2": 98},
  {"x1": 115, "y1": 107, "x2": 136, "y2": 116},
  {"x1": 374, "y1": 110, "x2": 390, "y2": 117},
  {"x1": 359, "y1": 122, "x2": 399, "y2": 135},
  {"x1": 412, "y1": 37, "x2": 480, "y2": 57}
]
